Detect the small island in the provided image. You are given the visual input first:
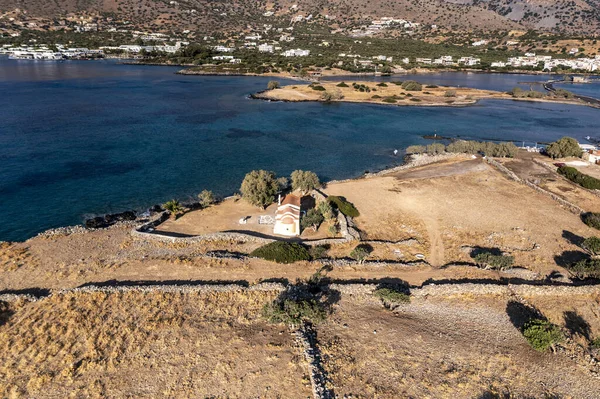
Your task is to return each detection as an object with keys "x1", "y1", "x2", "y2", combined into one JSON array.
[{"x1": 253, "y1": 80, "x2": 594, "y2": 108}]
